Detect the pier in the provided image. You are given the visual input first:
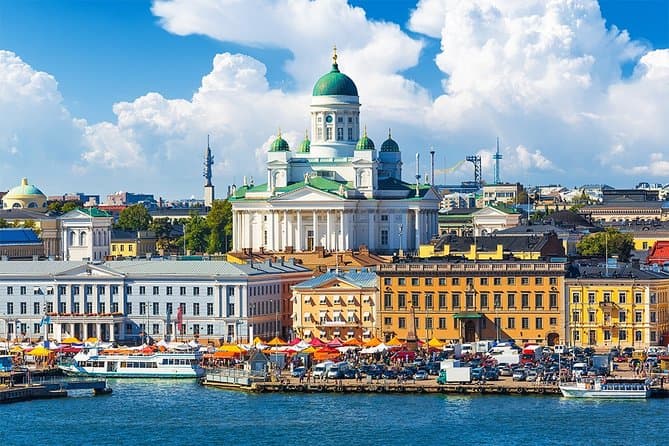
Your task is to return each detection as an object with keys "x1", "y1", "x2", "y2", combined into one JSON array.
[{"x1": 0, "y1": 380, "x2": 112, "y2": 404}]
